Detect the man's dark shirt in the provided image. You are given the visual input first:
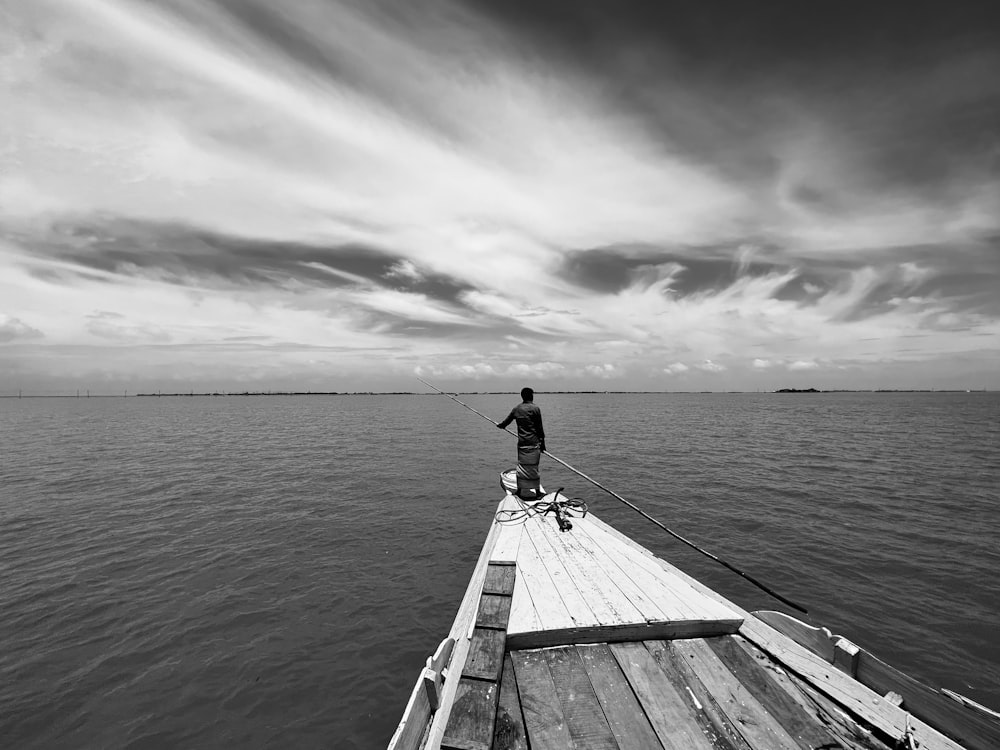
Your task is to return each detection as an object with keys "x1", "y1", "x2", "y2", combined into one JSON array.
[{"x1": 498, "y1": 401, "x2": 545, "y2": 448}]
